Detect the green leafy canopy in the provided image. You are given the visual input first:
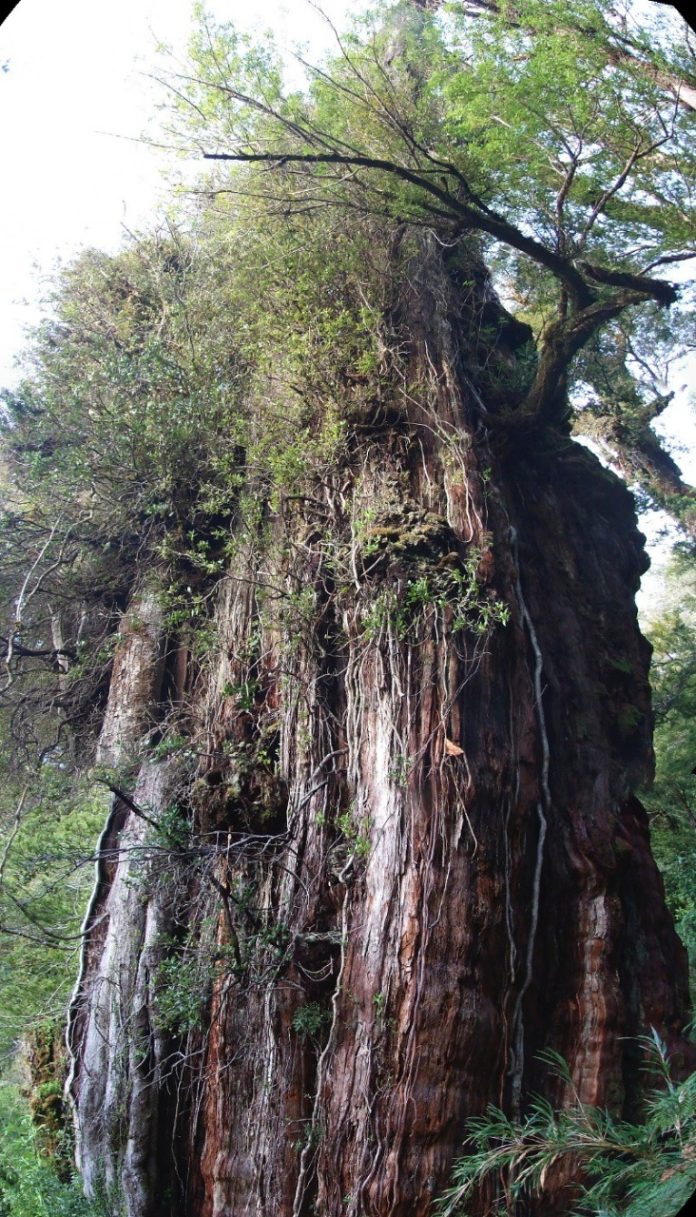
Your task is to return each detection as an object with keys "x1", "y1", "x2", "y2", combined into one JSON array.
[{"x1": 157, "y1": 0, "x2": 696, "y2": 520}]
